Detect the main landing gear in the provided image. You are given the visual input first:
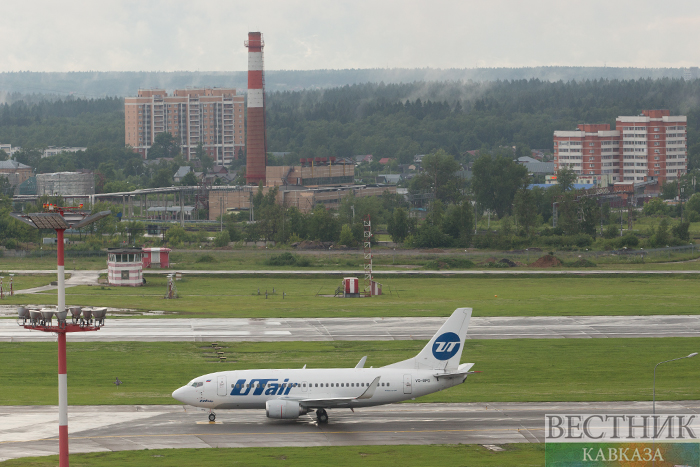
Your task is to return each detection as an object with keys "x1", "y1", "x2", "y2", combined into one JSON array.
[
  {"x1": 316, "y1": 408, "x2": 328, "y2": 424},
  {"x1": 209, "y1": 412, "x2": 216, "y2": 422}
]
